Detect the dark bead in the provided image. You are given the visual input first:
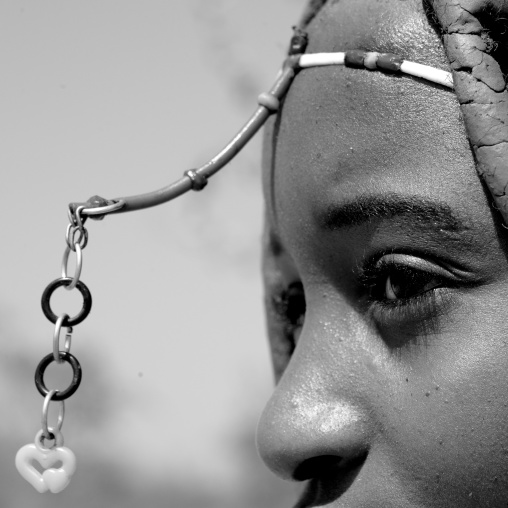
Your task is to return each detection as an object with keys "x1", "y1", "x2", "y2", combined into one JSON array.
[
  {"x1": 184, "y1": 170, "x2": 208, "y2": 191},
  {"x1": 376, "y1": 53, "x2": 403, "y2": 72},
  {"x1": 344, "y1": 50, "x2": 366, "y2": 68},
  {"x1": 85, "y1": 195, "x2": 109, "y2": 221},
  {"x1": 288, "y1": 28, "x2": 308, "y2": 55}
]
